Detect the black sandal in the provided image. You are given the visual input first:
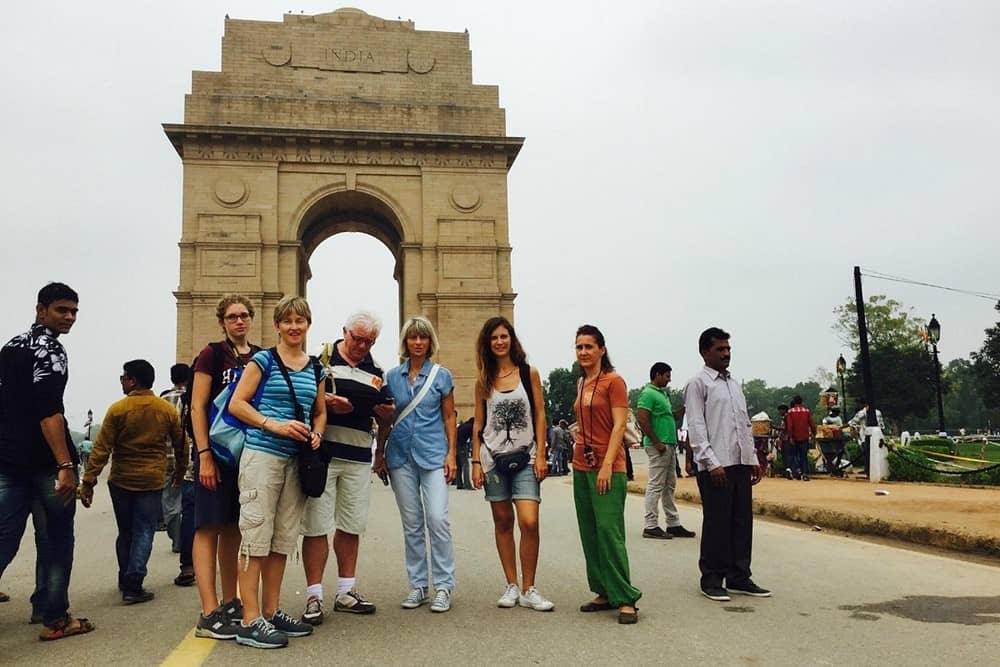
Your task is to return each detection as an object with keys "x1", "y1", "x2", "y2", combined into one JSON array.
[
  {"x1": 618, "y1": 607, "x2": 639, "y2": 624},
  {"x1": 579, "y1": 600, "x2": 616, "y2": 612}
]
